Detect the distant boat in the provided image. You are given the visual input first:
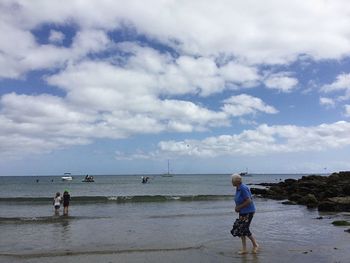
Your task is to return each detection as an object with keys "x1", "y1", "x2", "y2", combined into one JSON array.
[
  {"x1": 61, "y1": 176, "x2": 73, "y2": 181},
  {"x1": 82, "y1": 175, "x2": 94, "y2": 182},
  {"x1": 161, "y1": 160, "x2": 173, "y2": 177},
  {"x1": 239, "y1": 168, "x2": 250, "y2": 176},
  {"x1": 141, "y1": 176, "x2": 150, "y2": 184}
]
